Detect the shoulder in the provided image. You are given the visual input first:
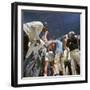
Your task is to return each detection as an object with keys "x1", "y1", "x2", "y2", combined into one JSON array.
[{"x1": 24, "y1": 21, "x2": 44, "y2": 28}]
